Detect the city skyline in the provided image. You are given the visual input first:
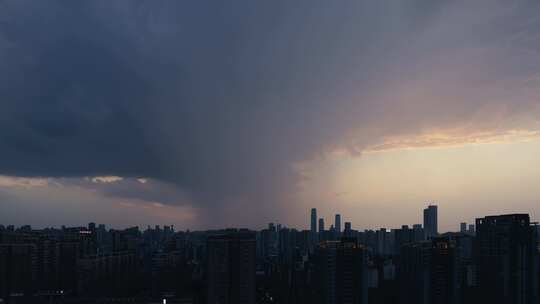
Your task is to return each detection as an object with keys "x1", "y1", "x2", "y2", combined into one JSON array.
[
  {"x1": 0, "y1": 196, "x2": 538, "y2": 233},
  {"x1": 0, "y1": 204, "x2": 533, "y2": 238},
  {"x1": 1, "y1": 207, "x2": 539, "y2": 303}
]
